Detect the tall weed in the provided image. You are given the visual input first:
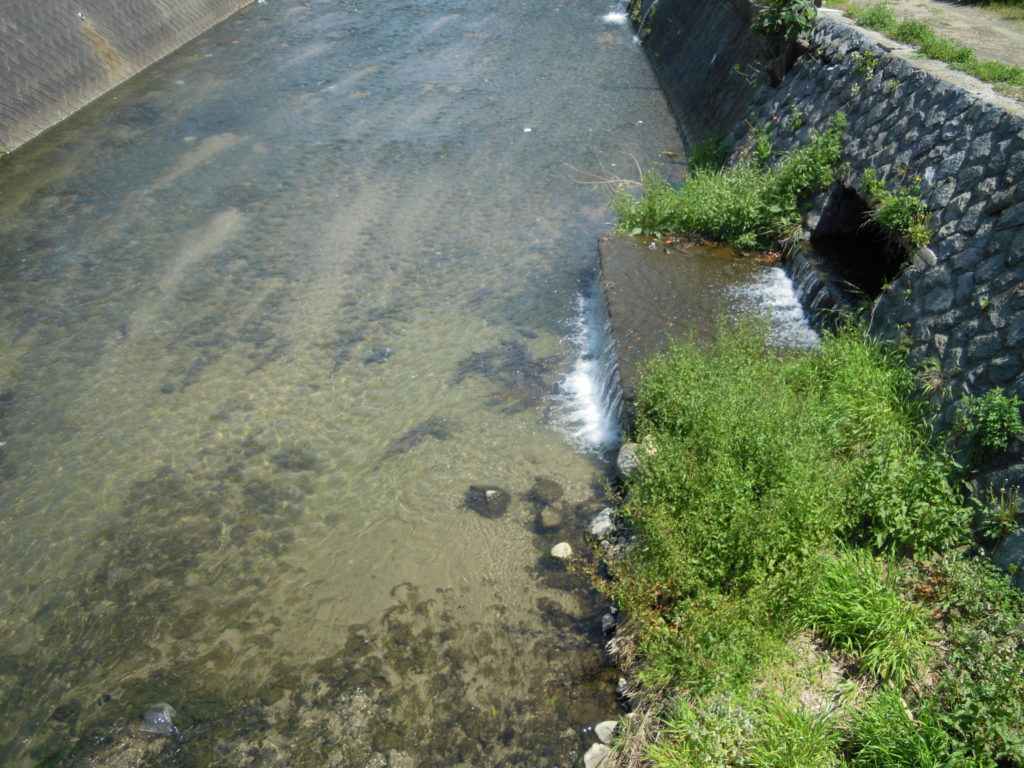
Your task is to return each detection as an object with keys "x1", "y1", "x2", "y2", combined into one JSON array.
[
  {"x1": 848, "y1": 687, "x2": 979, "y2": 768},
  {"x1": 614, "y1": 114, "x2": 846, "y2": 248},
  {"x1": 916, "y1": 555, "x2": 1024, "y2": 763},
  {"x1": 609, "y1": 322, "x2": 966, "y2": 691},
  {"x1": 798, "y1": 549, "x2": 933, "y2": 688}
]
